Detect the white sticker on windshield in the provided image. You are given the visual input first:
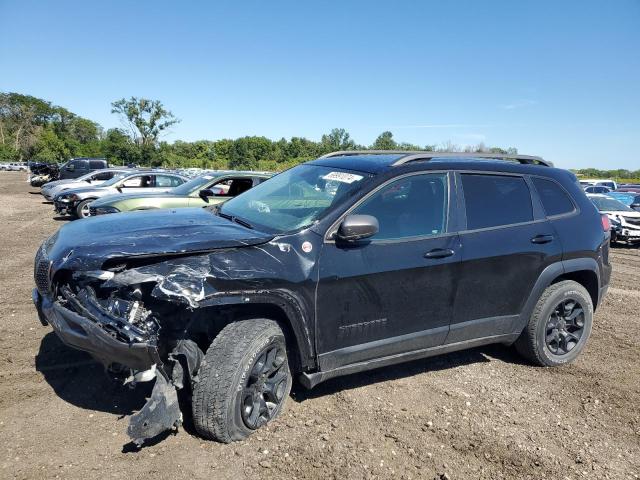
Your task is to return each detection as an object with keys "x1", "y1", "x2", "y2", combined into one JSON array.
[{"x1": 322, "y1": 172, "x2": 363, "y2": 184}]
